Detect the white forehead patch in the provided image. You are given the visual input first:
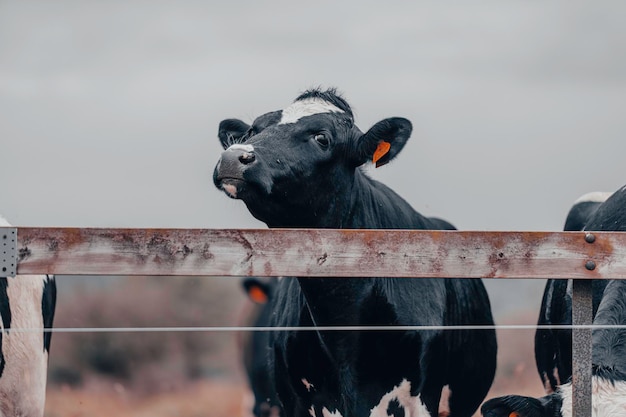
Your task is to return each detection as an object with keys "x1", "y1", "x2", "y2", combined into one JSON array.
[
  {"x1": 227, "y1": 144, "x2": 255, "y2": 153},
  {"x1": 574, "y1": 191, "x2": 613, "y2": 205},
  {"x1": 279, "y1": 98, "x2": 344, "y2": 125}
]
